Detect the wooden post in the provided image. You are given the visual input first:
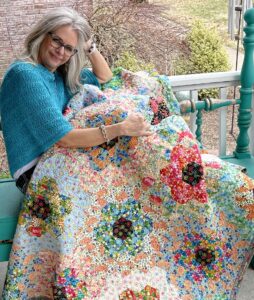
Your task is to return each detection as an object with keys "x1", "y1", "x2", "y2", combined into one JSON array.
[
  {"x1": 228, "y1": 0, "x2": 253, "y2": 41},
  {"x1": 219, "y1": 88, "x2": 228, "y2": 156},
  {"x1": 189, "y1": 90, "x2": 198, "y2": 134},
  {"x1": 234, "y1": 8, "x2": 254, "y2": 158}
]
